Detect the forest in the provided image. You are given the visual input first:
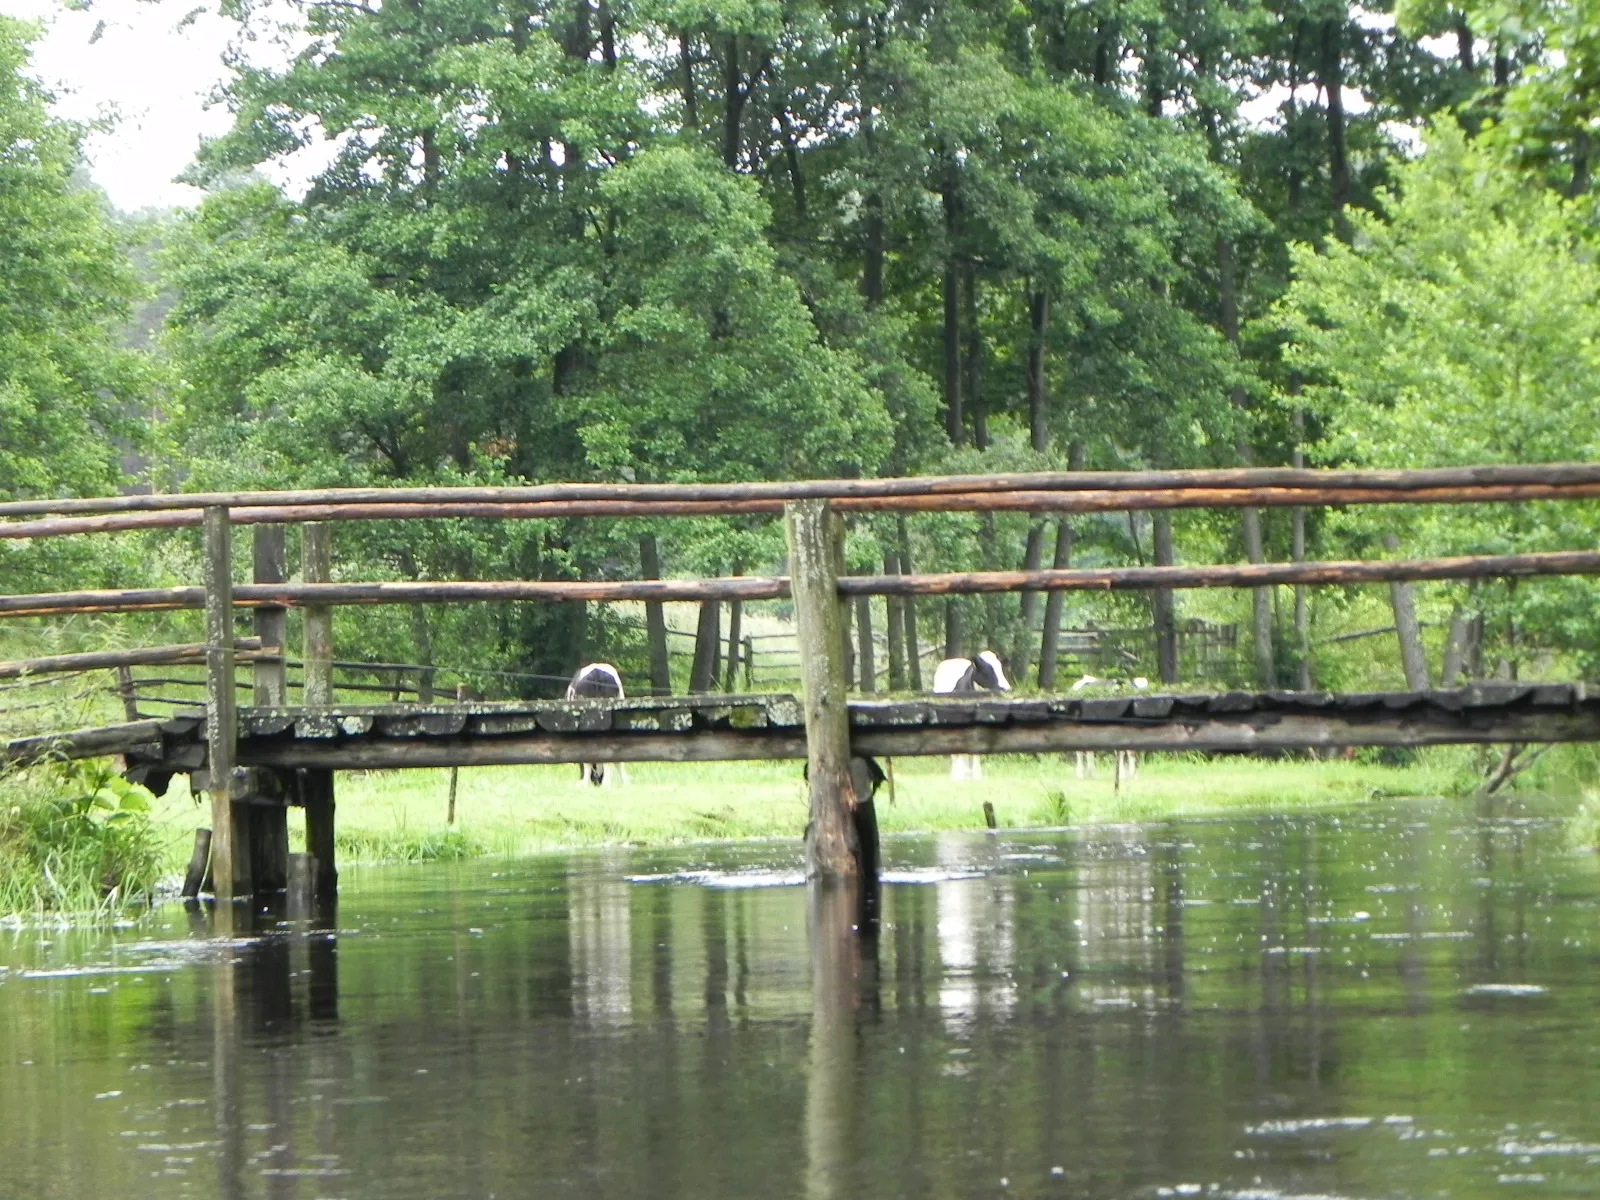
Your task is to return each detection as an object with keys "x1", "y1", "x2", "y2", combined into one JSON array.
[{"x1": 4, "y1": 0, "x2": 1600, "y2": 703}]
